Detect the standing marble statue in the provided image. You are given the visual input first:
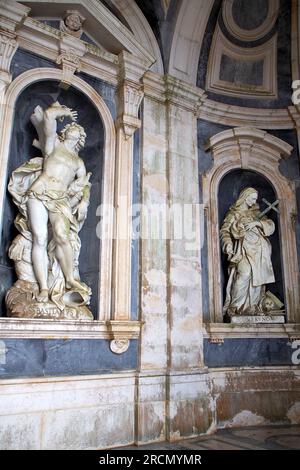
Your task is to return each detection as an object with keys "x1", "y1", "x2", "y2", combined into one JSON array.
[
  {"x1": 220, "y1": 187, "x2": 283, "y2": 318},
  {"x1": 6, "y1": 101, "x2": 93, "y2": 320}
]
